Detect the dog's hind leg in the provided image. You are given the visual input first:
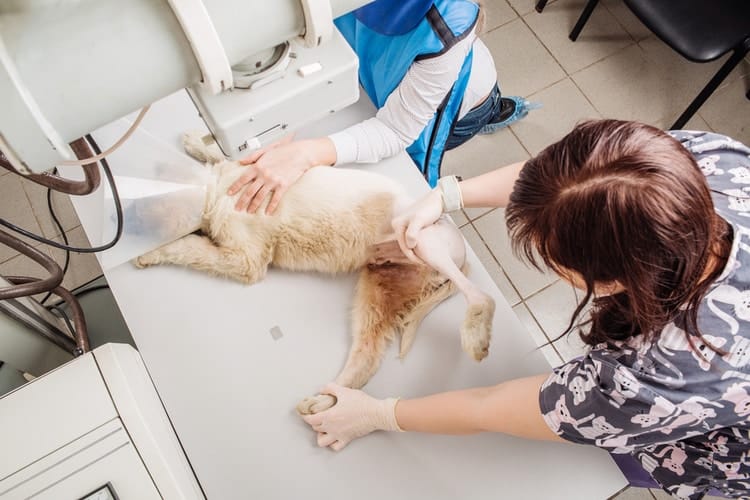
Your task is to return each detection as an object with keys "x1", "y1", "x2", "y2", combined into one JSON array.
[
  {"x1": 297, "y1": 262, "x2": 436, "y2": 415},
  {"x1": 135, "y1": 233, "x2": 272, "y2": 284},
  {"x1": 397, "y1": 268, "x2": 456, "y2": 359},
  {"x1": 413, "y1": 218, "x2": 495, "y2": 362}
]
